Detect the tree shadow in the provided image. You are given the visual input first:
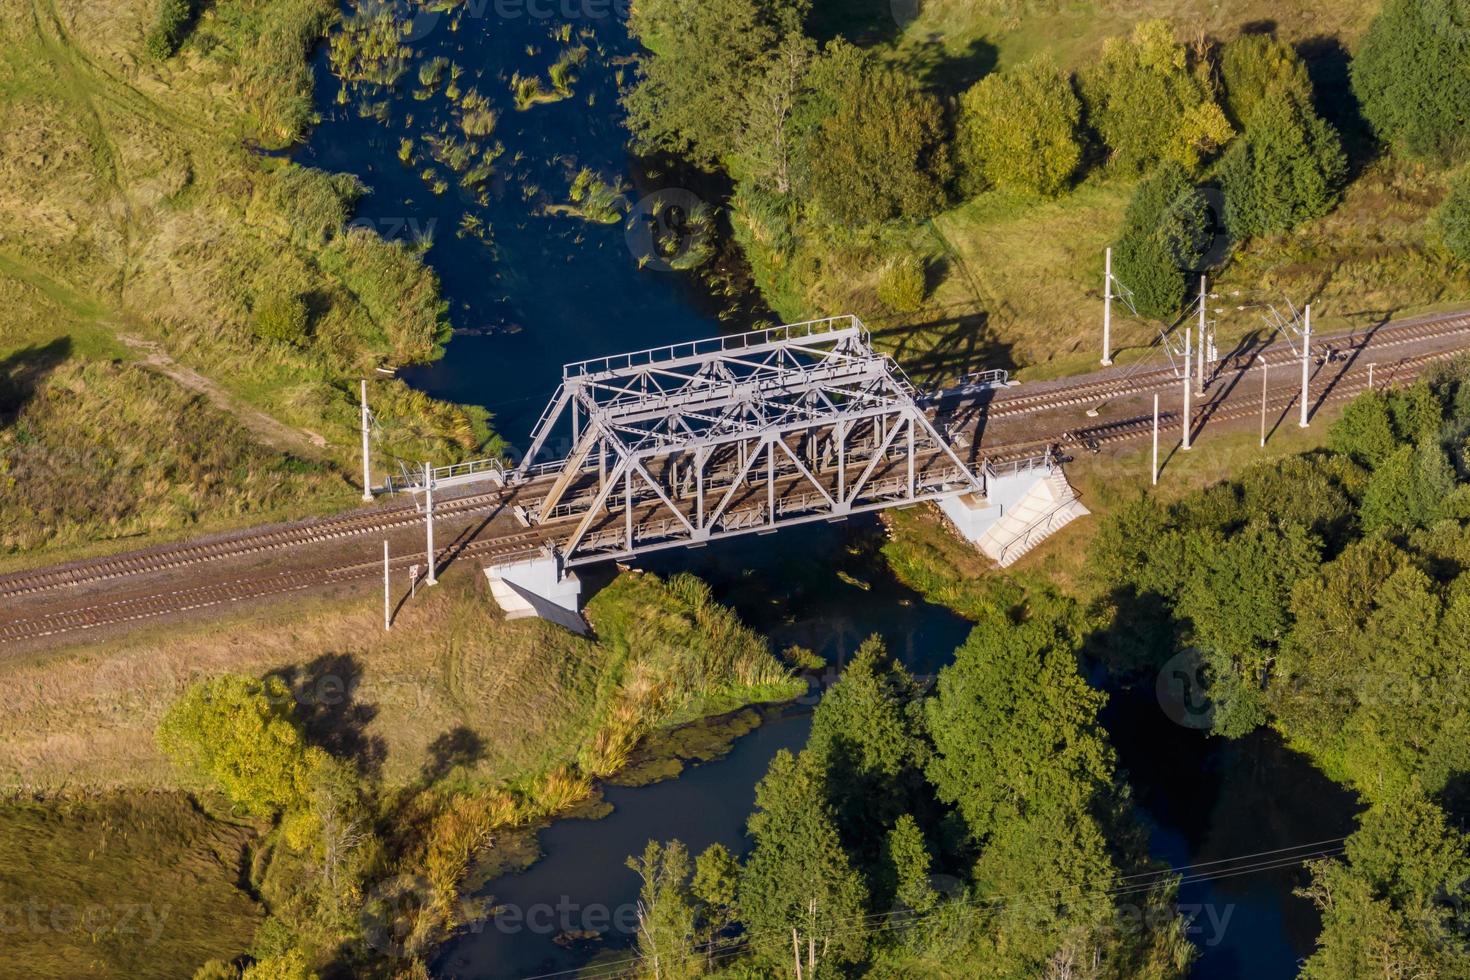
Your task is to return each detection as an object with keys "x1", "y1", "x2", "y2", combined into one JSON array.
[
  {"x1": 0, "y1": 336, "x2": 72, "y2": 425},
  {"x1": 870, "y1": 306, "x2": 1017, "y2": 388},
  {"x1": 273, "y1": 653, "x2": 388, "y2": 777},
  {"x1": 420, "y1": 725, "x2": 486, "y2": 784},
  {"x1": 807, "y1": 0, "x2": 905, "y2": 46},
  {"x1": 1296, "y1": 35, "x2": 1376, "y2": 177},
  {"x1": 904, "y1": 34, "x2": 998, "y2": 95}
]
